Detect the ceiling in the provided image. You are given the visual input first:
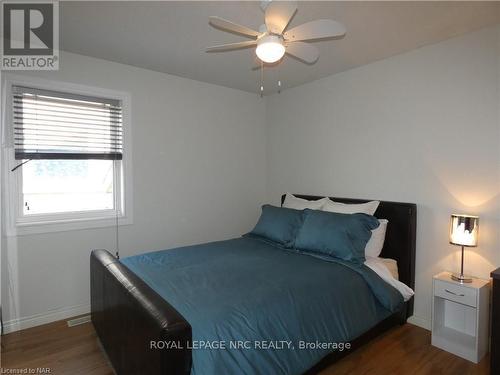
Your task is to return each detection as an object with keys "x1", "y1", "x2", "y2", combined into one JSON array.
[{"x1": 60, "y1": 1, "x2": 500, "y2": 95}]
